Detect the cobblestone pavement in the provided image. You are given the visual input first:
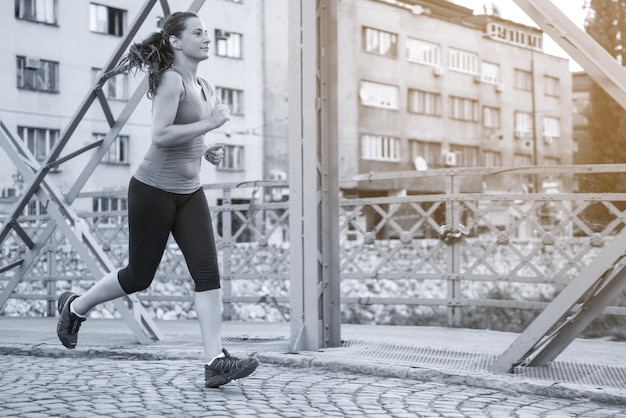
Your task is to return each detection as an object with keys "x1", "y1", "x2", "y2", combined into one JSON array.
[{"x1": 0, "y1": 355, "x2": 625, "y2": 417}]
